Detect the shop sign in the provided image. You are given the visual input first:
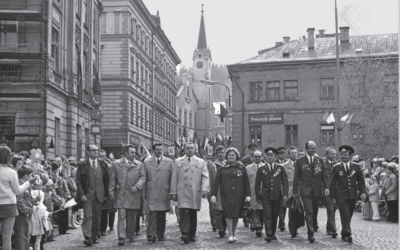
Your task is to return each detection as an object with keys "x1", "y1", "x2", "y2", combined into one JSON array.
[
  {"x1": 248, "y1": 113, "x2": 284, "y2": 124},
  {"x1": 129, "y1": 134, "x2": 141, "y2": 146},
  {"x1": 90, "y1": 124, "x2": 101, "y2": 135}
]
